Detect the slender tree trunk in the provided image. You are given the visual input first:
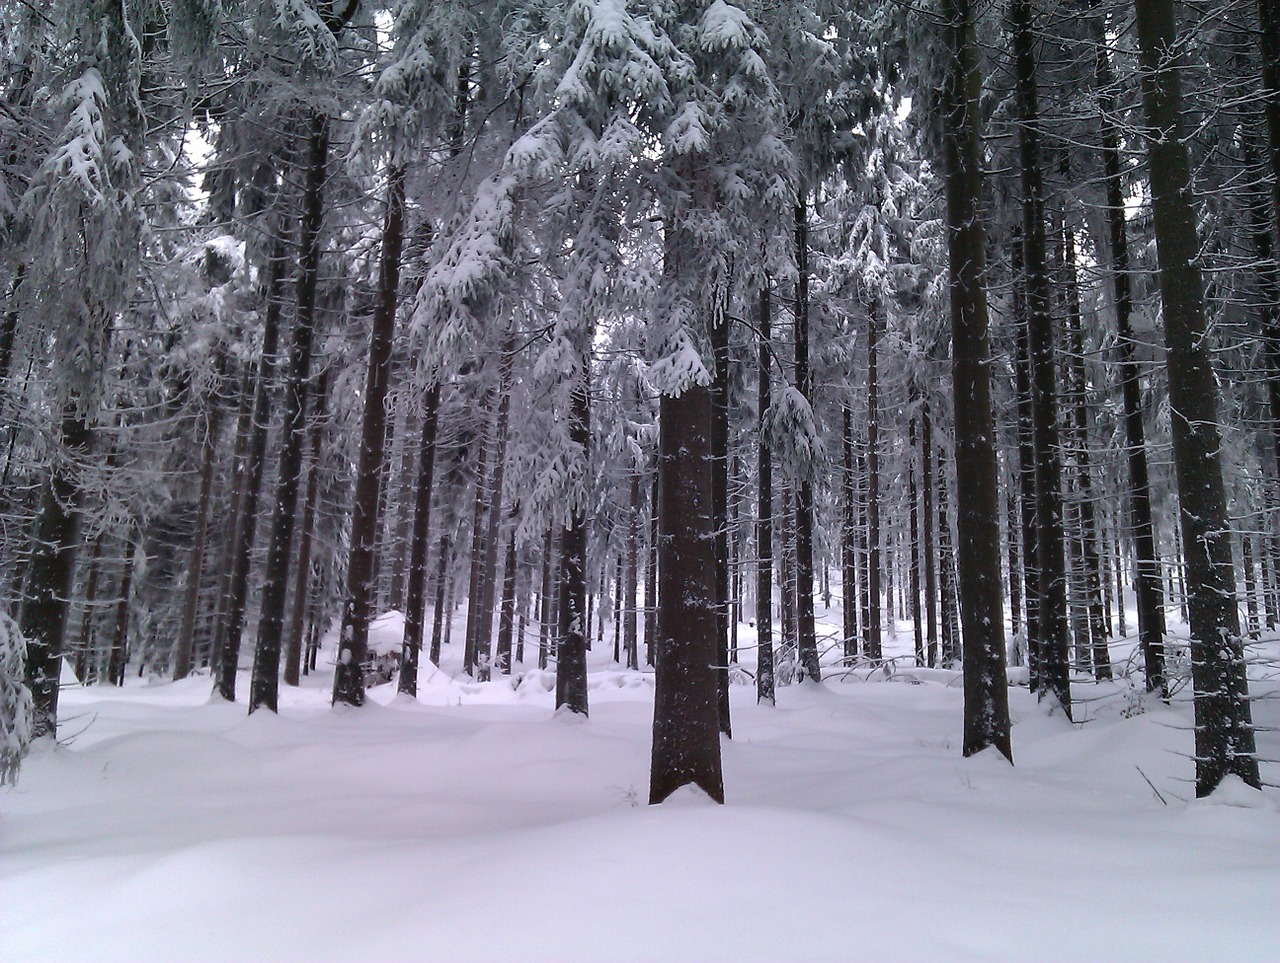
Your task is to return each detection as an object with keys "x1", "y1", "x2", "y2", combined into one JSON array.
[
  {"x1": 1012, "y1": 0, "x2": 1071, "y2": 719},
  {"x1": 463, "y1": 432, "x2": 492, "y2": 676},
  {"x1": 496, "y1": 512, "x2": 519, "y2": 674},
  {"x1": 711, "y1": 290, "x2": 732, "y2": 732},
  {"x1": 429, "y1": 529, "x2": 450, "y2": 667},
  {"x1": 216, "y1": 232, "x2": 287, "y2": 703},
  {"x1": 326, "y1": 161, "x2": 405, "y2": 709},
  {"x1": 174, "y1": 353, "x2": 226, "y2": 681},
  {"x1": 73, "y1": 534, "x2": 105, "y2": 683},
  {"x1": 283, "y1": 367, "x2": 329, "y2": 687},
  {"x1": 842, "y1": 405, "x2": 857, "y2": 661},
  {"x1": 624, "y1": 472, "x2": 640, "y2": 671},
  {"x1": 1134, "y1": 0, "x2": 1259, "y2": 794},
  {"x1": 399, "y1": 381, "x2": 442, "y2": 695},
  {"x1": 866, "y1": 299, "x2": 882, "y2": 662},
  {"x1": 779, "y1": 484, "x2": 797, "y2": 673},
  {"x1": 555, "y1": 365, "x2": 590, "y2": 715},
  {"x1": 651, "y1": 382, "x2": 724, "y2": 803},
  {"x1": 538, "y1": 525, "x2": 554, "y2": 670},
  {"x1": 922, "y1": 401, "x2": 939, "y2": 668},
  {"x1": 757, "y1": 285, "x2": 775, "y2": 704},
  {"x1": 107, "y1": 534, "x2": 135, "y2": 688},
  {"x1": 1063, "y1": 231, "x2": 1111, "y2": 680},
  {"x1": 474, "y1": 345, "x2": 516, "y2": 682},
  {"x1": 793, "y1": 195, "x2": 821, "y2": 682},
  {"x1": 910, "y1": 416, "x2": 924, "y2": 666}
]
